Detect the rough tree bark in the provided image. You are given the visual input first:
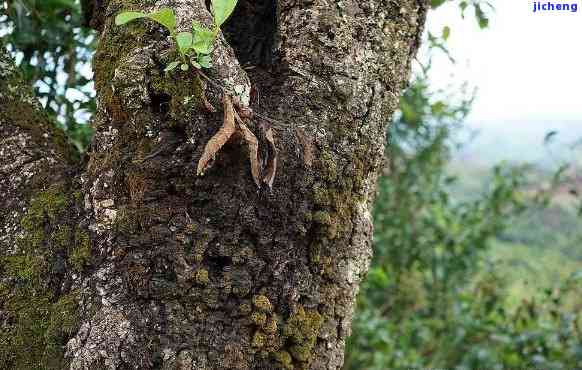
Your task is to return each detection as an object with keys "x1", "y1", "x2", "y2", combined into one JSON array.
[{"x1": 0, "y1": 0, "x2": 427, "y2": 369}]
